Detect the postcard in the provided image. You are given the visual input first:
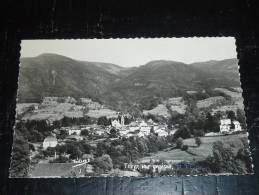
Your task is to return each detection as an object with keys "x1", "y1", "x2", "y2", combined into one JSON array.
[{"x1": 9, "y1": 37, "x2": 253, "y2": 177}]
